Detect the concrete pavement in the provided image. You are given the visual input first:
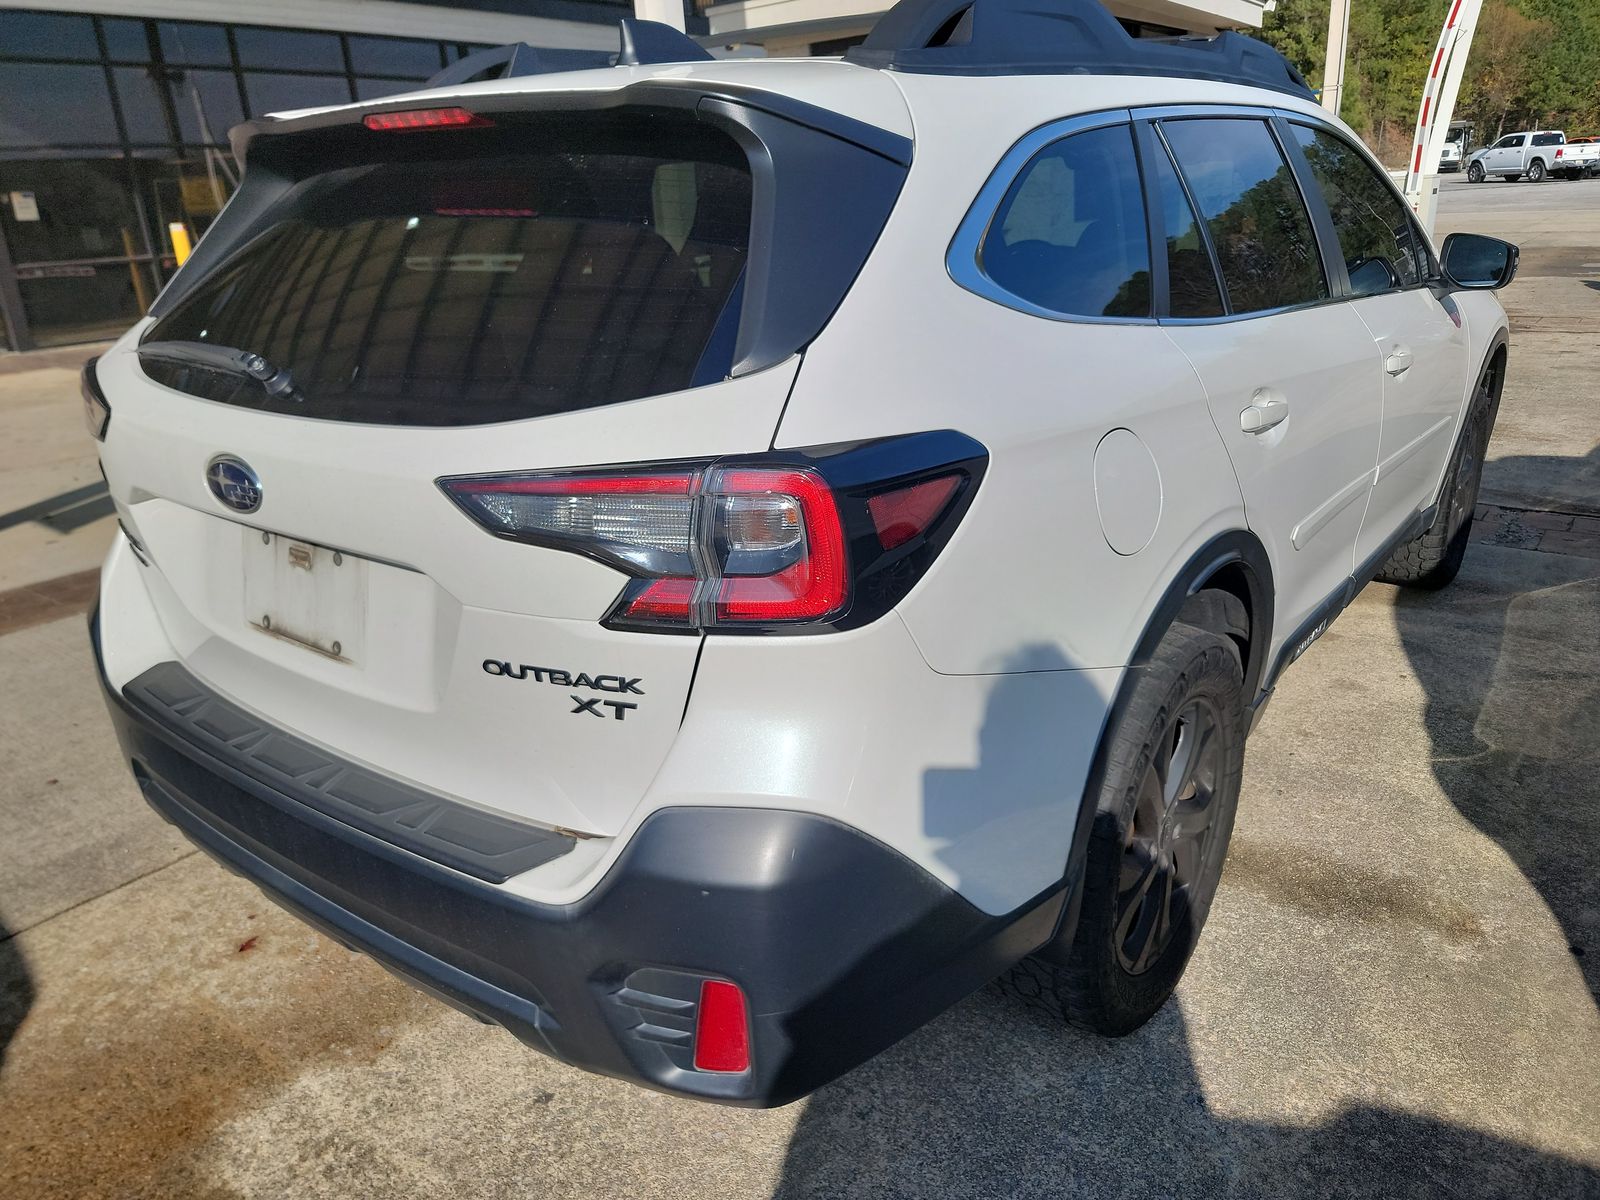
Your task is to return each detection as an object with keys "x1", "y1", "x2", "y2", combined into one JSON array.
[{"x1": 1, "y1": 180, "x2": 1597, "y2": 1200}]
